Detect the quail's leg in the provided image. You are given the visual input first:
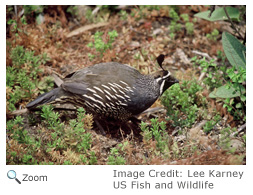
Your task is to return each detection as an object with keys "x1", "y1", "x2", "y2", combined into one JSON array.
[
  {"x1": 94, "y1": 119, "x2": 106, "y2": 135},
  {"x1": 129, "y1": 117, "x2": 141, "y2": 127},
  {"x1": 119, "y1": 126, "x2": 125, "y2": 140}
]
